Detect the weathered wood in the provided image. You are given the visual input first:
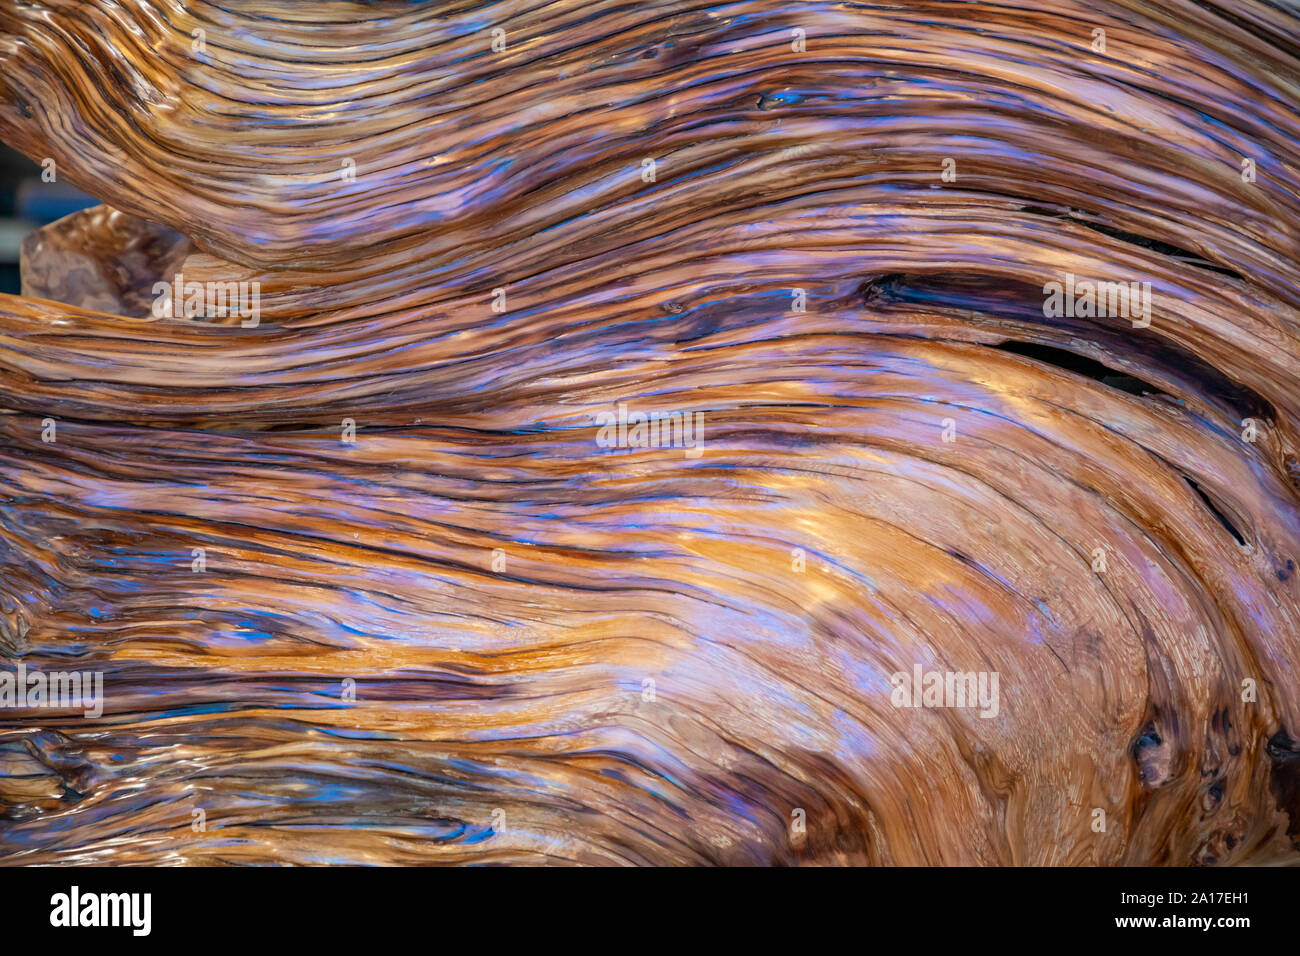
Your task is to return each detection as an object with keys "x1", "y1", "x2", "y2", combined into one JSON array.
[{"x1": 0, "y1": 0, "x2": 1298, "y2": 865}]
